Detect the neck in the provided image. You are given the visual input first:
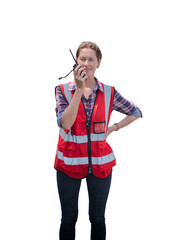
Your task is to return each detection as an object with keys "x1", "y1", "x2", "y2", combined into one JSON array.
[{"x1": 85, "y1": 77, "x2": 96, "y2": 90}]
